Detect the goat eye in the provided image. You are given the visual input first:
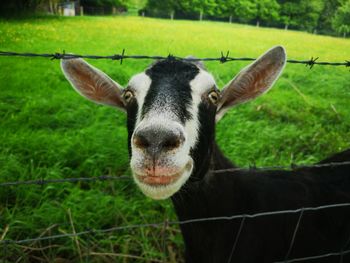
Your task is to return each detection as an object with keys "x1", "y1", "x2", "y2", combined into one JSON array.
[
  {"x1": 123, "y1": 90, "x2": 134, "y2": 103},
  {"x1": 208, "y1": 91, "x2": 219, "y2": 105}
]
